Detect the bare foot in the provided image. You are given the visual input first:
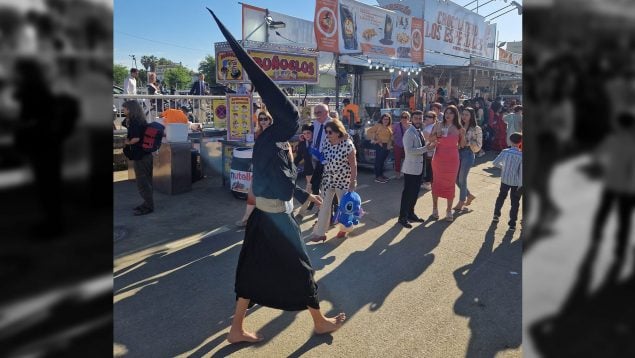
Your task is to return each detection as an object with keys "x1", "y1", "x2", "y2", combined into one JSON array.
[
  {"x1": 227, "y1": 329, "x2": 263, "y2": 344},
  {"x1": 314, "y1": 313, "x2": 346, "y2": 334}
]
